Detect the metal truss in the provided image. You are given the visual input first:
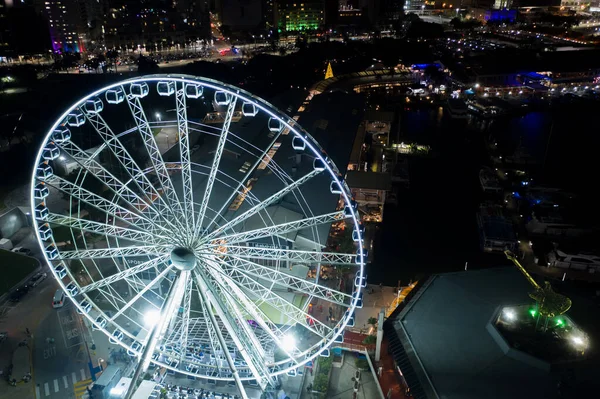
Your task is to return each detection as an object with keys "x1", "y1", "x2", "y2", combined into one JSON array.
[
  {"x1": 177, "y1": 275, "x2": 194, "y2": 363},
  {"x1": 194, "y1": 96, "x2": 238, "y2": 238},
  {"x1": 213, "y1": 255, "x2": 351, "y2": 307},
  {"x1": 45, "y1": 212, "x2": 167, "y2": 245},
  {"x1": 80, "y1": 105, "x2": 185, "y2": 233},
  {"x1": 206, "y1": 259, "x2": 332, "y2": 339},
  {"x1": 124, "y1": 92, "x2": 186, "y2": 226},
  {"x1": 203, "y1": 258, "x2": 301, "y2": 362},
  {"x1": 176, "y1": 83, "x2": 195, "y2": 237},
  {"x1": 215, "y1": 211, "x2": 346, "y2": 245},
  {"x1": 193, "y1": 268, "x2": 269, "y2": 393},
  {"x1": 55, "y1": 140, "x2": 177, "y2": 231},
  {"x1": 80, "y1": 254, "x2": 170, "y2": 294},
  {"x1": 206, "y1": 122, "x2": 286, "y2": 230},
  {"x1": 219, "y1": 245, "x2": 356, "y2": 265},
  {"x1": 203, "y1": 169, "x2": 323, "y2": 242},
  {"x1": 57, "y1": 245, "x2": 169, "y2": 260},
  {"x1": 109, "y1": 264, "x2": 175, "y2": 322},
  {"x1": 44, "y1": 175, "x2": 168, "y2": 237}
]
